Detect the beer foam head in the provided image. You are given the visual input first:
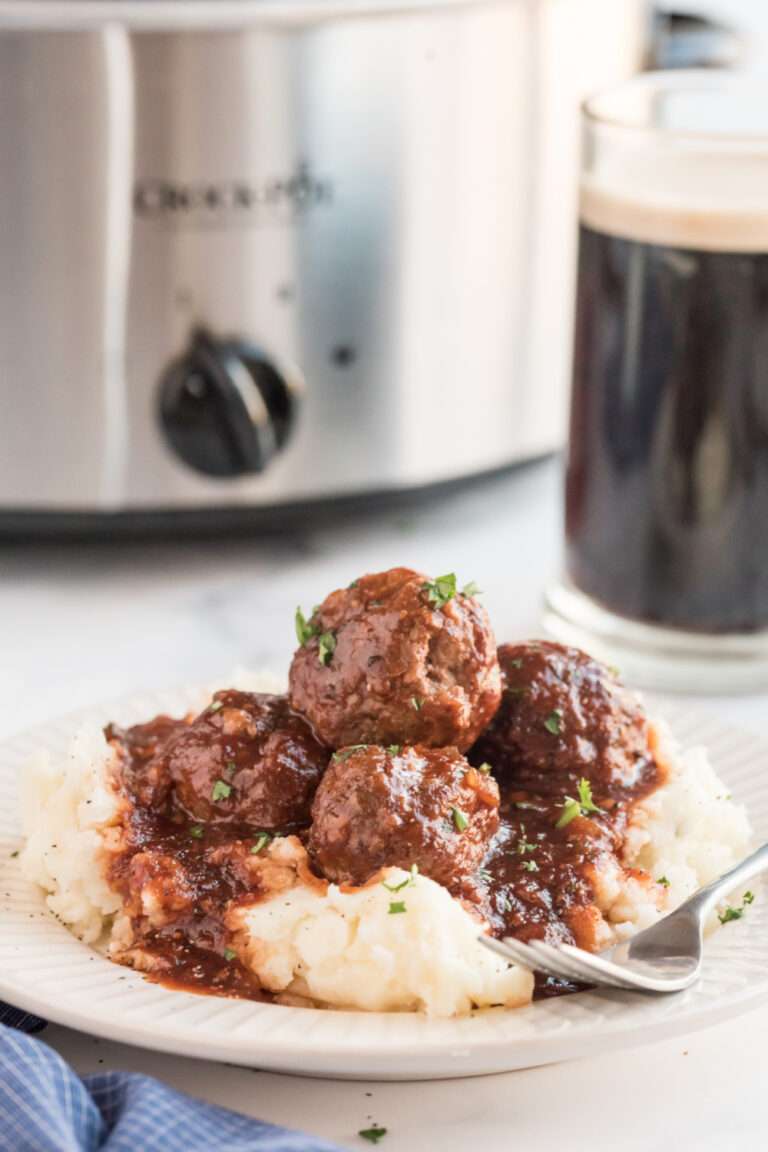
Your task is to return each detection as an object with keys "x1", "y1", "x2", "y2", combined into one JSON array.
[{"x1": 581, "y1": 71, "x2": 768, "y2": 252}]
